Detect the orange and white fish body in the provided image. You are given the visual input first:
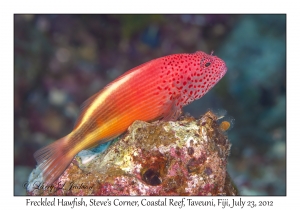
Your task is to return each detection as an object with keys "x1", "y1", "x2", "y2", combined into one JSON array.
[{"x1": 34, "y1": 51, "x2": 227, "y2": 184}]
